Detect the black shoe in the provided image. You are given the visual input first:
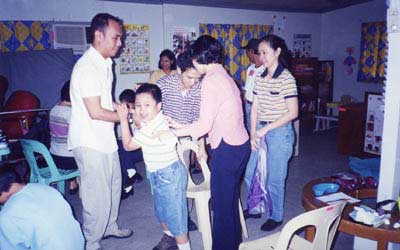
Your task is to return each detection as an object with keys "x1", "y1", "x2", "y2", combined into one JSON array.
[
  {"x1": 244, "y1": 209, "x2": 262, "y2": 219},
  {"x1": 127, "y1": 173, "x2": 143, "y2": 185},
  {"x1": 152, "y1": 234, "x2": 178, "y2": 250},
  {"x1": 188, "y1": 216, "x2": 198, "y2": 231},
  {"x1": 260, "y1": 219, "x2": 282, "y2": 231},
  {"x1": 121, "y1": 187, "x2": 134, "y2": 200},
  {"x1": 190, "y1": 164, "x2": 202, "y2": 174}
]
